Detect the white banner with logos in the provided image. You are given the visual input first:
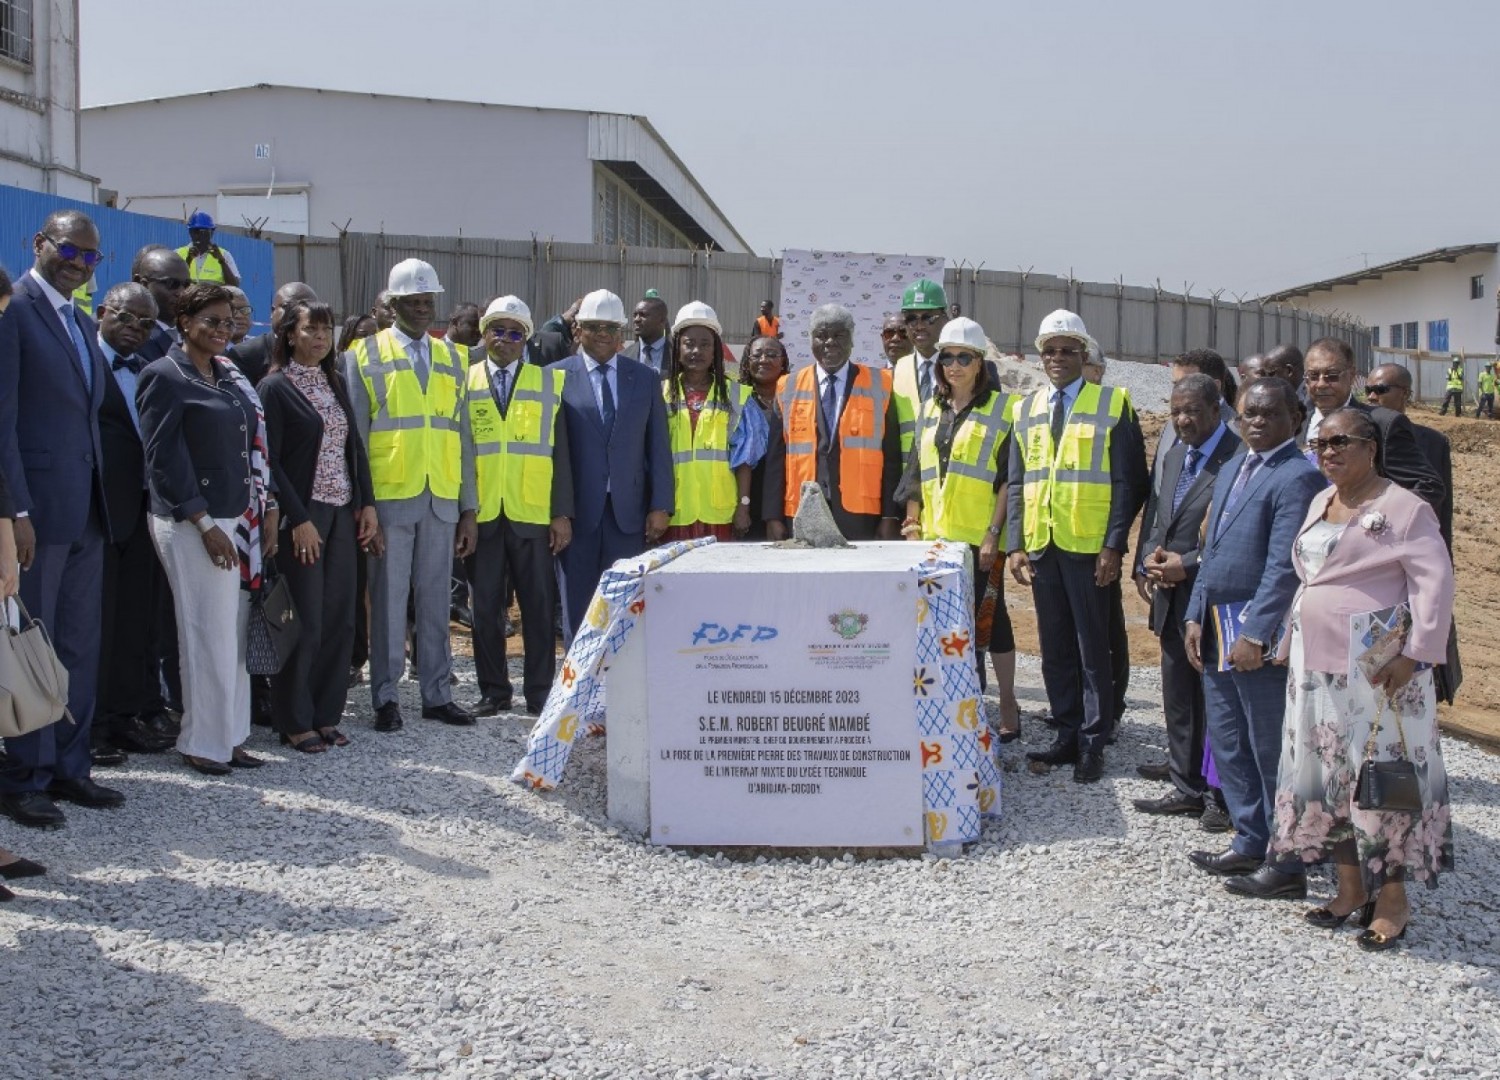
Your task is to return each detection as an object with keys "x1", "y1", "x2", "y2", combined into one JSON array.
[
  {"x1": 644, "y1": 566, "x2": 922, "y2": 847},
  {"x1": 779, "y1": 248, "x2": 947, "y2": 371}
]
